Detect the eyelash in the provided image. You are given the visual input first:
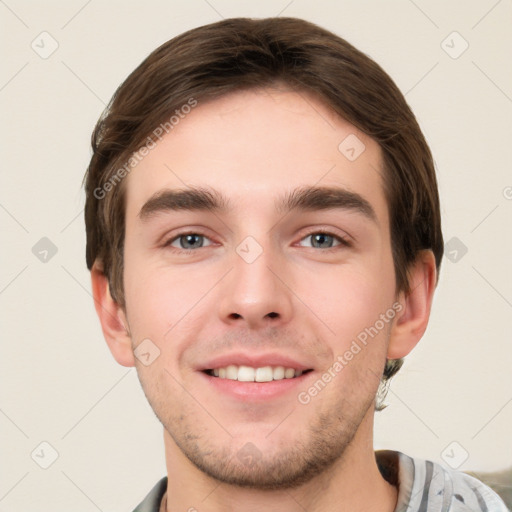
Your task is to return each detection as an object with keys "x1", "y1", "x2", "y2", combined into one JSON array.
[
  {"x1": 163, "y1": 231, "x2": 214, "y2": 254},
  {"x1": 300, "y1": 229, "x2": 352, "y2": 251},
  {"x1": 163, "y1": 229, "x2": 352, "y2": 254}
]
